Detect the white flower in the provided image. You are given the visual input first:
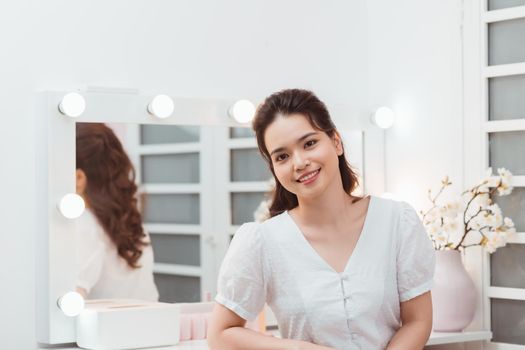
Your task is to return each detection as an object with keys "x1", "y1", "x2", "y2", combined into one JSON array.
[
  {"x1": 442, "y1": 217, "x2": 460, "y2": 235},
  {"x1": 425, "y1": 221, "x2": 441, "y2": 235},
  {"x1": 496, "y1": 168, "x2": 513, "y2": 196},
  {"x1": 253, "y1": 177, "x2": 276, "y2": 223},
  {"x1": 478, "y1": 180, "x2": 490, "y2": 194},
  {"x1": 504, "y1": 217, "x2": 515, "y2": 228},
  {"x1": 442, "y1": 201, "x2": 463, "y2": 219},
  {"x1": 465, "y1": 203, "x2": 483, "y2": 224},
  {"x1": 488, "y1": 204, "x2": 502, "y2": 215},
  {"x1": 421, "y1": 169, "x2": 513, "y2": 253},
  {"x1": 483, "y1": 239, "x2": 499, "y2": 254},
  {"x1": 478, "y1": 168, "x2": 493, "y2": 193},
  {"x1": 482, "y1": 231, "x2": 508, "y2": 253},
  {"x1": 487, "y1": 177, "x2": 500, "y2": 188},
  {"x1": 497, "y1": 182, "x2": 512, "y2": 196},
  {"x1": 266, "y1": 177, "x2": 276, "y2": 190},
  {"x1": 483, "y1": 212, "x2": 503, "y2": 229},
  {"x1": 506, "y1": 225, "x2": 517, "y2": 236},
  {"x1": 425, "y1": 207, "x2": 440, "y2": 222},
  {"x1": 253, "y1": 200, "x2": 270, "y2": 223},
  {"x1": 475, "y1": 193, "x2": 492, "y2": 207},
  {"x1": 469, "y1": 215, "x2": 483, "y2": 230},
  {"x1": 434, "y1": 232, "x2": 448, "y2": 245},
  {"x1": 497, "y1": 167, "x2": 511, "y2": 181}
]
